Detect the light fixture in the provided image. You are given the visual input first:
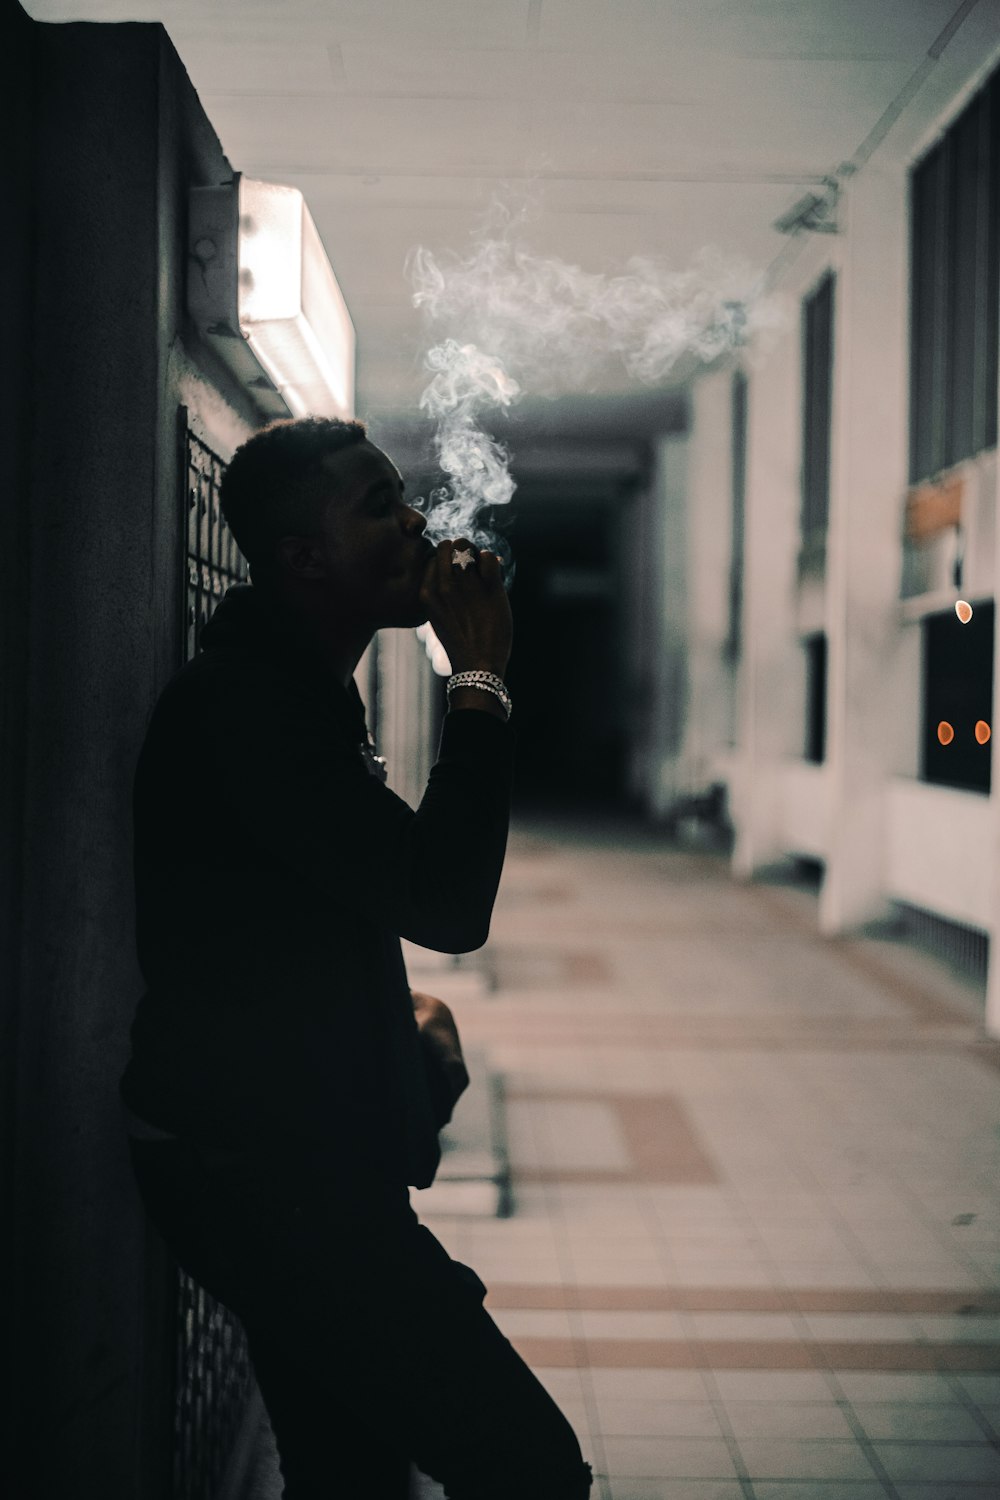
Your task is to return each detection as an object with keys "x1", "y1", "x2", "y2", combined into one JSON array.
[
  {"x1": 188, "y1": 174, "x2": 355, "y2": 420},
  {"x1": 773, "y1": 178, "x2": 840, "y2": 236}
]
